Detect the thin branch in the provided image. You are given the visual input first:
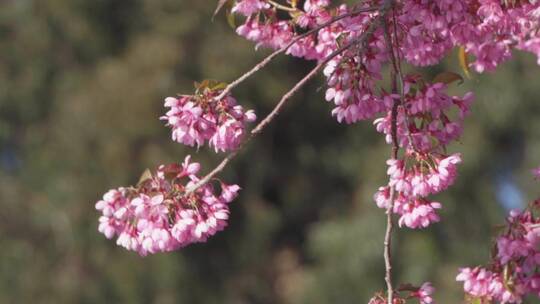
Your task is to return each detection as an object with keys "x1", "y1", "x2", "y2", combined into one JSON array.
[
  {"x1": 382, "y1": 82, "x2": 400, "y2": 304},
  {"x1": 186, "y1": 9, "x2": 388, "y2": 195},
  {"x1": 383, "y1": 197, "x2": 396, "y2": 304},
  {"x1": 383, "y1": 14, "x2": 414, "y2": 152},
  {"x1": 382, "y1": 10, "x2": 401, "y2": 304},
  {"x1": 214, "y1": 6, "x2": 378, "y2": 102},
  {"x1": 383, "y1": 85, "x2": 399, "y2": 304}
]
